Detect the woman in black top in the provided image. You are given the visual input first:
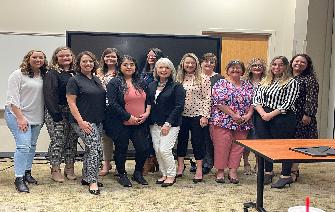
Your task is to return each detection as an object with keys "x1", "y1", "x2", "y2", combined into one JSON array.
[
  {"x1": 66, "y1": 51, "x2": 106, "y2": 195},
  {"x1": 290, "y1": 54, "x2": 319, "y2": 181},
  {"x1": 148, "y1": 58, "x2": 185, "y2": 187},
  {"x1": 105, "y1": 55, "x2": 151, "y2": 187},
  {"x1": 253, "y1": 56, "x2": 299, "y2": 189},
  {"x1": 44, "y1": 47, "x2": 78, "y2": 183}
]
